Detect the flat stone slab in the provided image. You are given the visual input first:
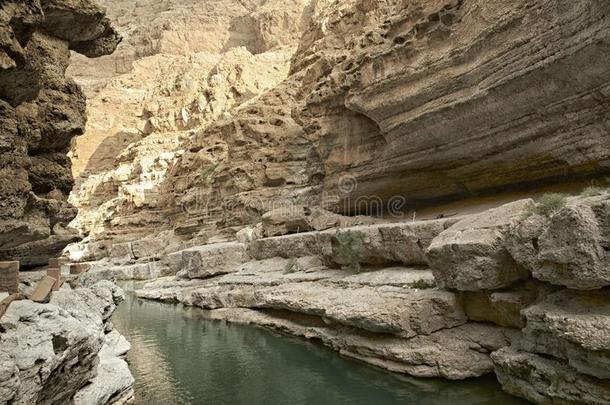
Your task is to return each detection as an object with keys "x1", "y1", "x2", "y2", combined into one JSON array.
[
  {"x1": 29, "y1": 275, "x2": 57, "y2": 303},
  {"x1": 177, "y1": 242, "x2": 248, "y2": 280},
  {"x1": 47, "y1": 268, "x2": 61, "y2": 291},
  {"x1": 195, "y1": 307, "x2": 511, "y2": 380},
  {"x1": 327, "y1": 267, "x2": 435, "y2": 288}
]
